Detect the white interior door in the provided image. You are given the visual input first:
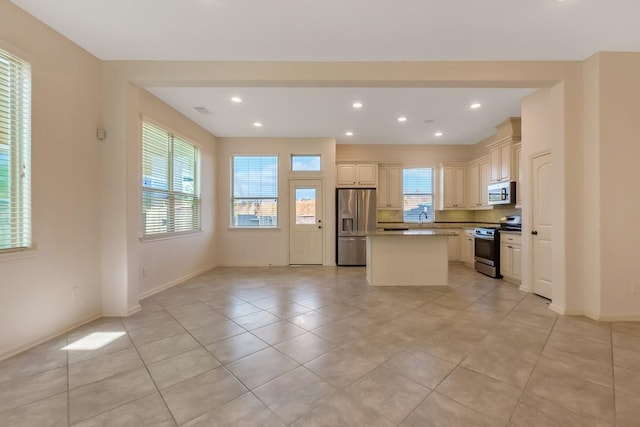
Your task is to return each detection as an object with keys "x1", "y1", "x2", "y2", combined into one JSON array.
[
  {"x1": 289, "y1": 180, "x2": 323, "y2": 265},
  {"x1": 532, "y1": 152, "x2": 552, "y2": 299}
]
